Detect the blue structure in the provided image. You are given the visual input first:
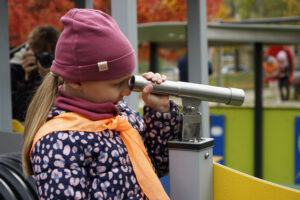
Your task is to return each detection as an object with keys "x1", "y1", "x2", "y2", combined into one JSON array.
[{"x1": 211, "y1": 115, "x2": 225, "y2": 165}]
